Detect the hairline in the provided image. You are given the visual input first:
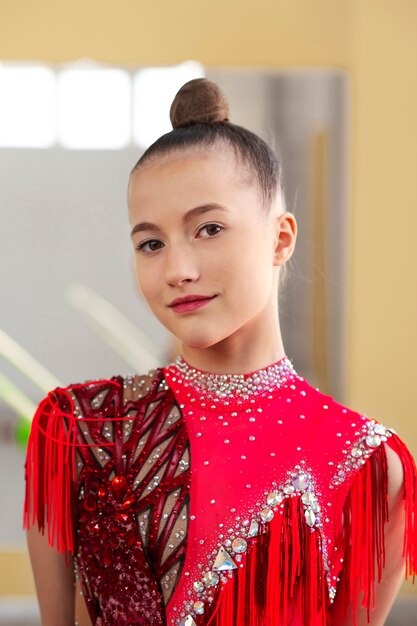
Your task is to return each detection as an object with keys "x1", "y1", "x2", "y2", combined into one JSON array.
[{"x1": 129, "y1": 139, "x2": 278, "y2": 213}]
